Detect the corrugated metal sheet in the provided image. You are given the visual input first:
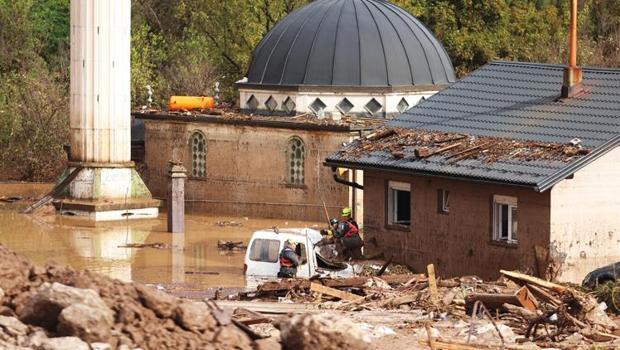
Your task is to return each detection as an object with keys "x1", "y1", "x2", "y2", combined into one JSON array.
[{"x1": 326, "y1": 61, "x2": 620, "y2": 191}]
